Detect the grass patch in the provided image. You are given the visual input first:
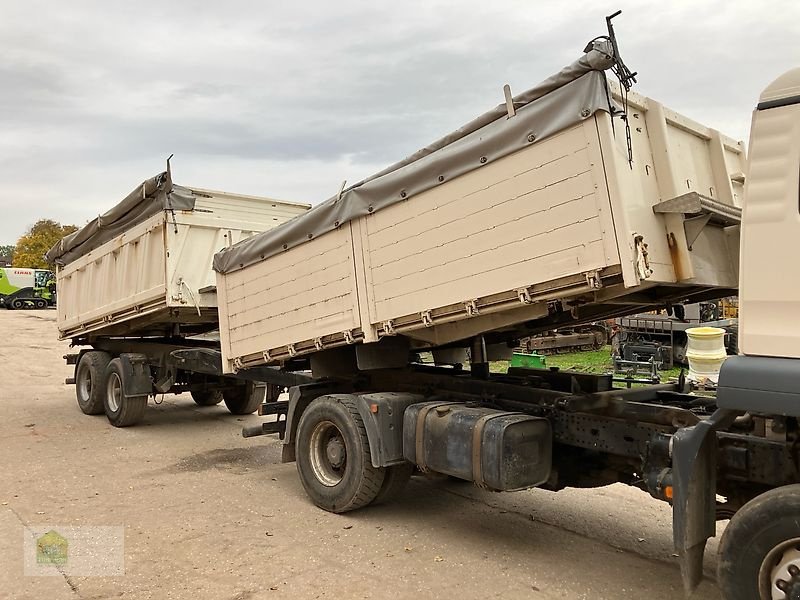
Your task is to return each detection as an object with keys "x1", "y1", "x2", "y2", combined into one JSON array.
[{"x1": 491, "y1": 346, "x2": 684, "y2": 382}]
